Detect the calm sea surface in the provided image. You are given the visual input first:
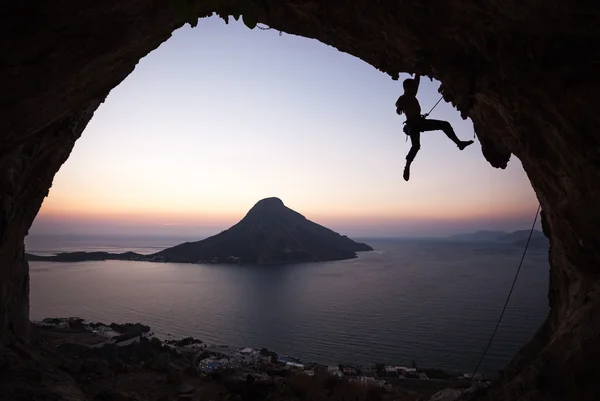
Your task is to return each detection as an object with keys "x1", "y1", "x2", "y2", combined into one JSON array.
[{"x1": 26, "y1": 235, "x2": 549, "y2": 375}]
